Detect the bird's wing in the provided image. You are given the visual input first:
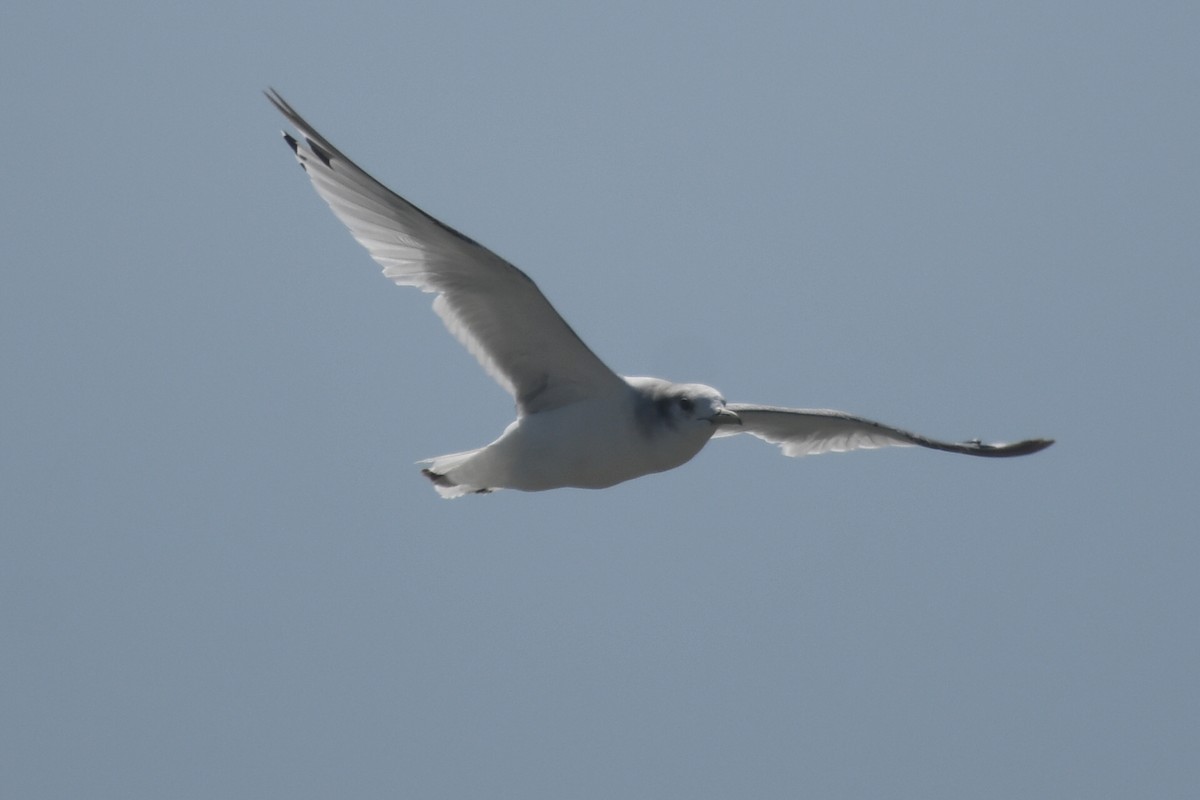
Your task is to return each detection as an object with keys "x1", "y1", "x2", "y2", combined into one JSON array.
[
  {"x1": 267, "y1": 89, "x2": 626, "y2": 415},
  {"x1": 716, "y1": 403, "x2": 1054, "y2": 458}
]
